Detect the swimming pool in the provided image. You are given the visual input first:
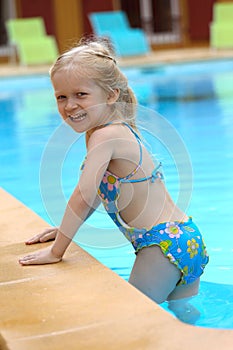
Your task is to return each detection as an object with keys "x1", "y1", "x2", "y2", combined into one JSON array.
[{"x1": 1, "y1": 58, "x2": 233, "y2": 328}]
